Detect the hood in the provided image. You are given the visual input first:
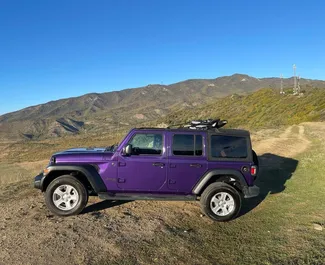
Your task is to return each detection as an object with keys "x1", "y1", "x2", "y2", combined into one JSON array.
[
  {"x1": 55, "y1": 147, "x2": 107, "y2": 155},
  {"x1": 53, "y1": 147, "x2": 114, "y2": 163}
]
